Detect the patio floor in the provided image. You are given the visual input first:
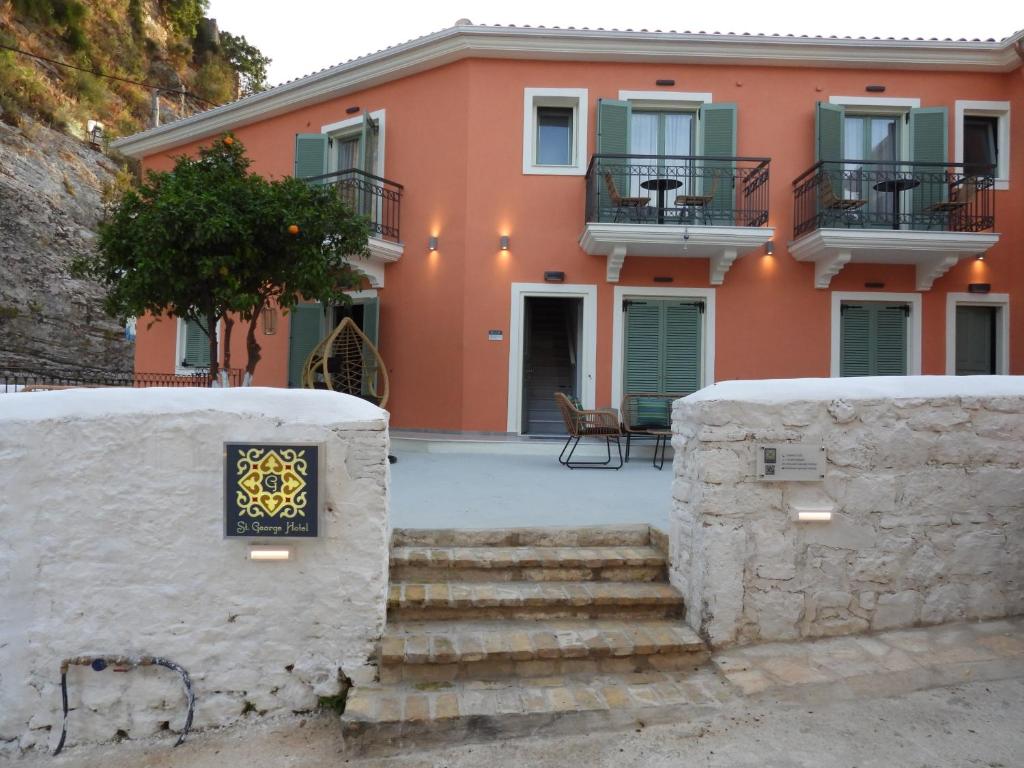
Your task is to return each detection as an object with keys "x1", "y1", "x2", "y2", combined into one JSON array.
[{"x1": 389, "y1": 435, "x2": 672, "y2": 529}]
